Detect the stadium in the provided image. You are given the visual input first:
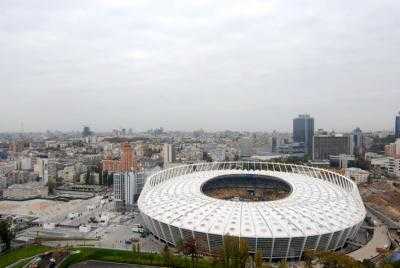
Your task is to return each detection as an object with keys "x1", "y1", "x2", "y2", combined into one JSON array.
[{"x1": 138, "y1": 162, "x2": 366, "y2": 260}]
